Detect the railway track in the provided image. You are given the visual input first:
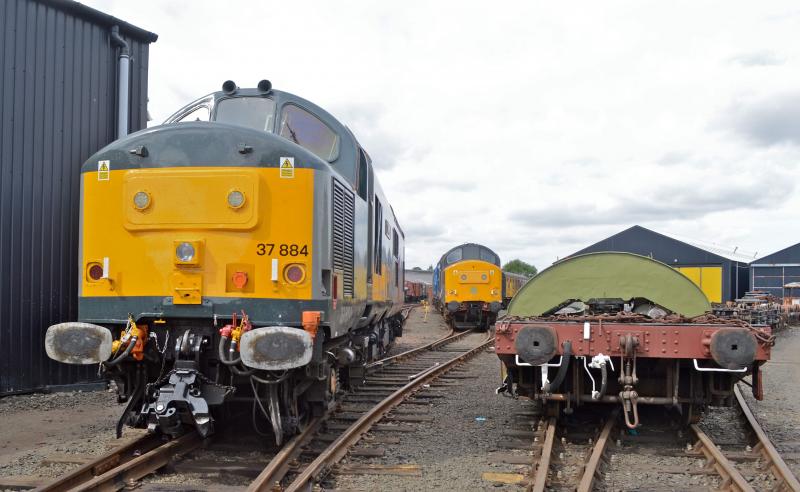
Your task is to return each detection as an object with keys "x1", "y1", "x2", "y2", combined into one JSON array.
[
  {"x1": 250, "y1": 330, "x2": 491, "y2": 491},
  {"x1": 520, "y1": 384, "x2": 800, "y2": 491},
  {"x1": 34, "y1": 322, "x2": 482, "y2": 492}
]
